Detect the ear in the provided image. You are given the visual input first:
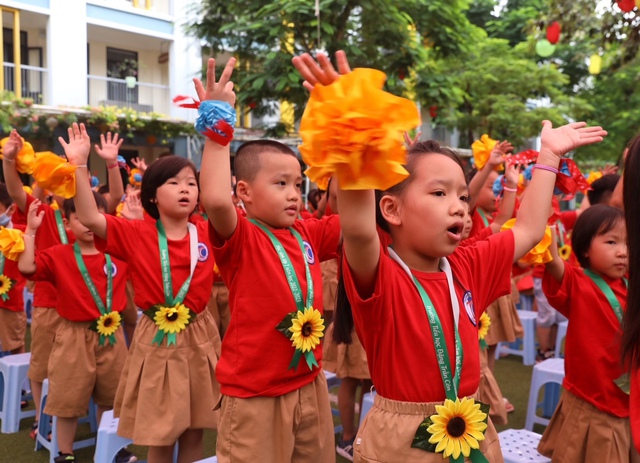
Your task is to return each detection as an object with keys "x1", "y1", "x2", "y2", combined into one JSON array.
[
  {"x1": 235, "y1": 180, "x2": 251, "y2": 204},
  {"x1": 63, "y1": 217, "x2": 69, "y2": 227},
  {"x1": 6, "y1": 204, "x2": 15, "y2": 217},
  {"x1": 379, "y1": 194, "x2": 402, "y2": 227}
]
